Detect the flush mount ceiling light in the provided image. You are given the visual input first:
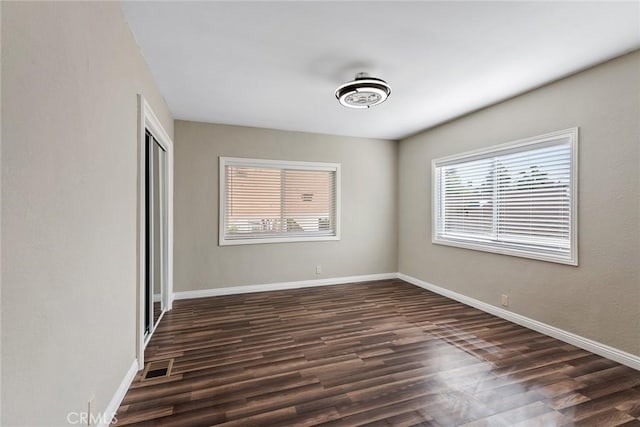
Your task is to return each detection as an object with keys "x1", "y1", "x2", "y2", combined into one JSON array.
[{"x1": 335, "y1": 72, "x2": 391, "y2": 109}]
